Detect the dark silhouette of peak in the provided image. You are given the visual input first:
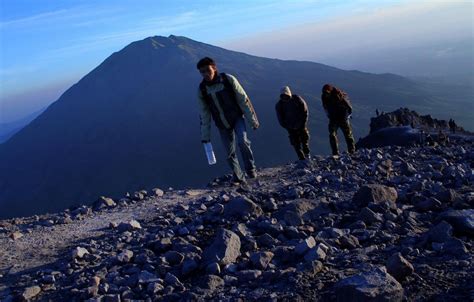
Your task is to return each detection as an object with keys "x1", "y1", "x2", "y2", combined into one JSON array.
[{"x1": 0, "y1": 35, "x2": 466, "y2": 219}]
